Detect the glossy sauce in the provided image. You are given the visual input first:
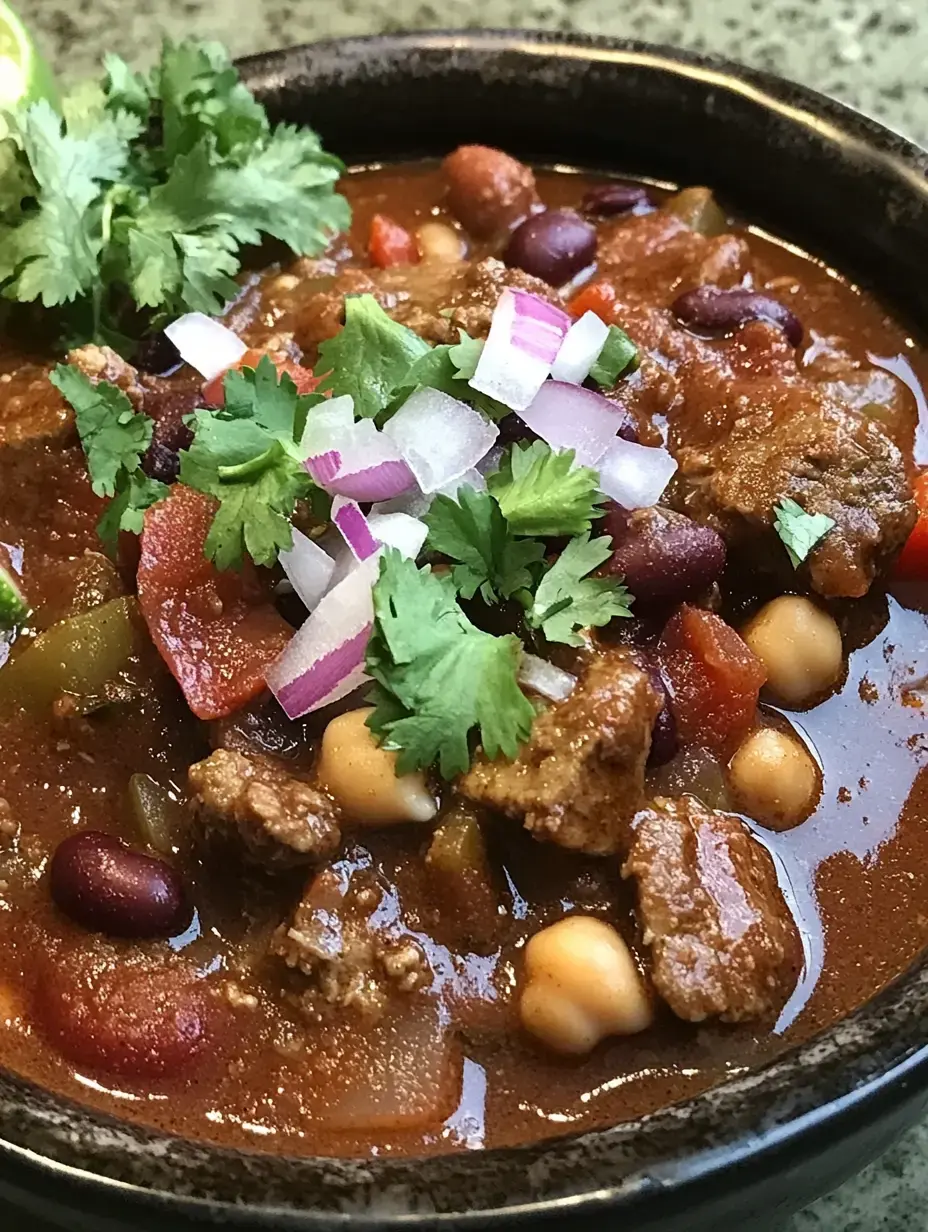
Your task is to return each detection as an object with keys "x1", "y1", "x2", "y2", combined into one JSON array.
[{"x1": 0, "y1": 164, "x2": 925, "y2": 1157}]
